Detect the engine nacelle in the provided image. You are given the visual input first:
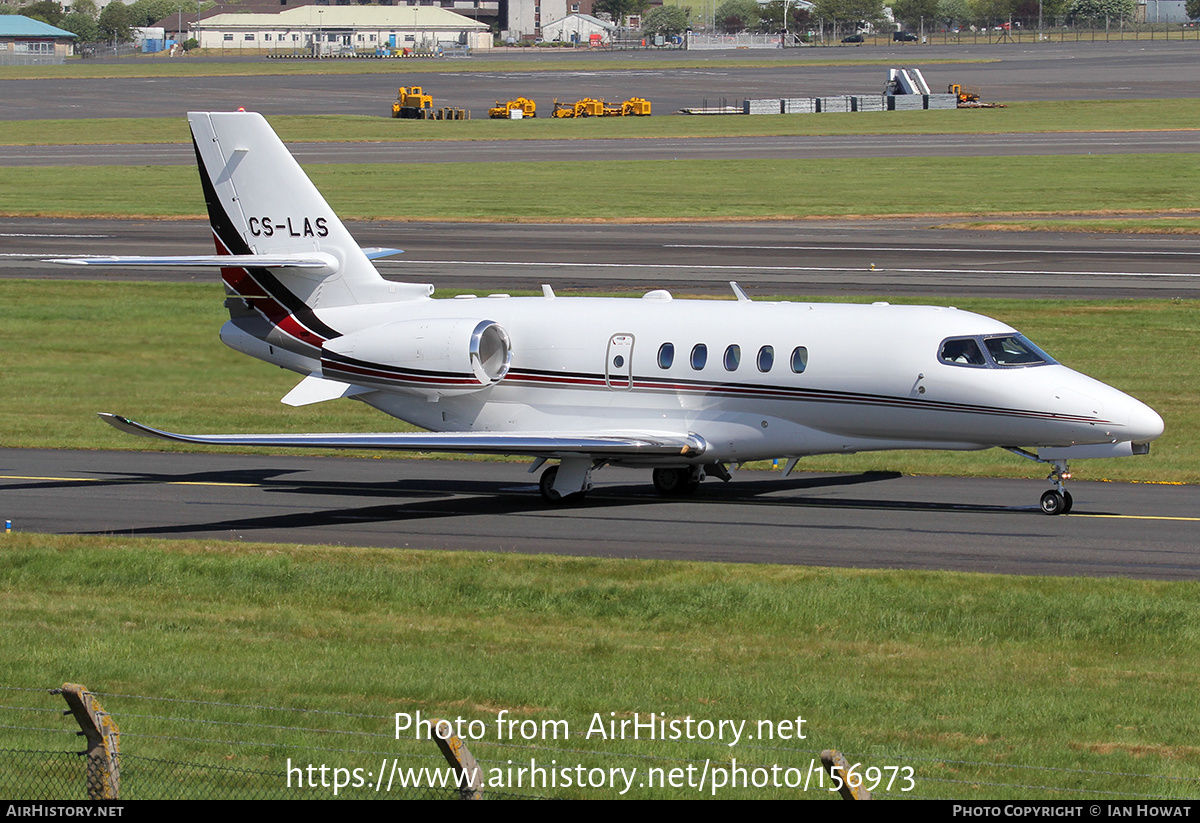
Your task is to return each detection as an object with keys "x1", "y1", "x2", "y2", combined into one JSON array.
[{"x1": 320, "y1": 318, "x2": 512, "y2": 397}]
